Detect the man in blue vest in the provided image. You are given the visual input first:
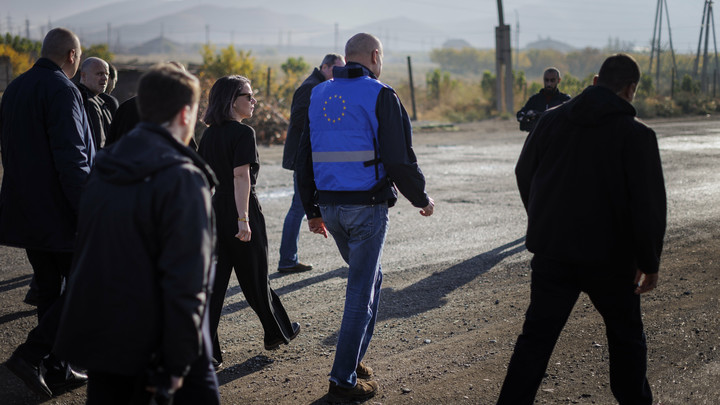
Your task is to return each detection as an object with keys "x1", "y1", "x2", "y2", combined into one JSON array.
[{"x1": 296, "y1": 32, "x2": 434, "y2": 402}]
